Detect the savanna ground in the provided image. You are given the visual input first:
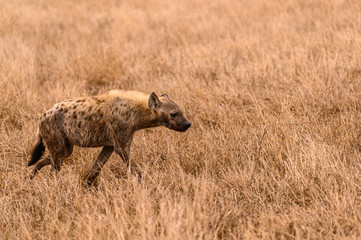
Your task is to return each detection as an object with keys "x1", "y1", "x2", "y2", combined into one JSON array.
[{"x1": 1, "y1": 0, "x2": 361, "y2": 239}]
